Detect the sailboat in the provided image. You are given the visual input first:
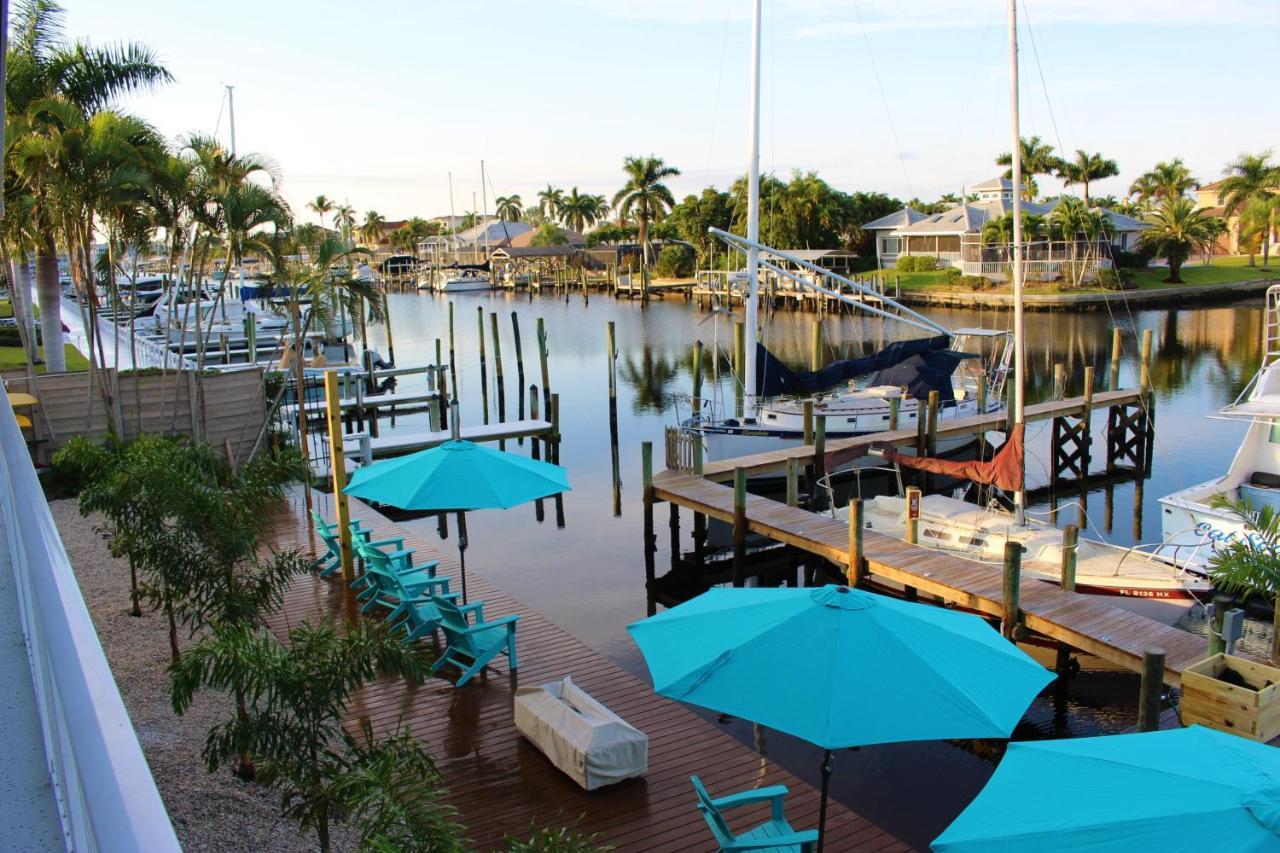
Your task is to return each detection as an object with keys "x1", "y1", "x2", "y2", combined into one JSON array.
[
  {"x1": 422, "y1": 167, "x2": 495, "y2": 293},
  {"x1": 829, "y1": 0, "x2": 1209, "y2": 625}
]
